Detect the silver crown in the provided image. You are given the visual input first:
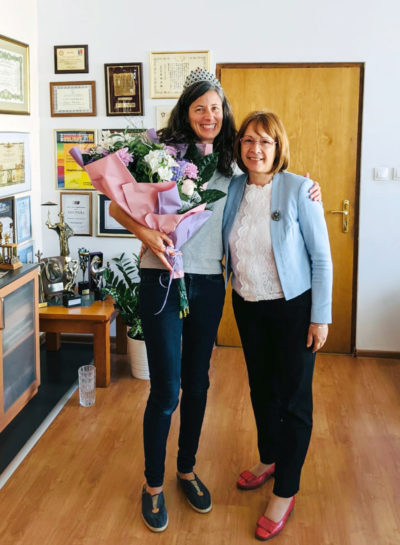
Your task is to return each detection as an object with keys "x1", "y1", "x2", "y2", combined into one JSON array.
[{"x1": 183, "y1": 67, "x2": 221, "y2": 90}]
